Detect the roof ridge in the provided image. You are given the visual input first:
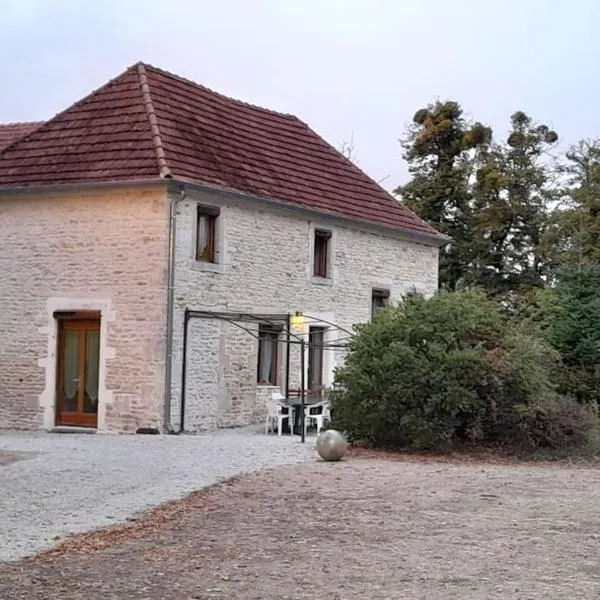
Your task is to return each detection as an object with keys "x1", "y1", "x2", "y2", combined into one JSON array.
[
  {"x1": 136, "y1": 63, "x2": 172, "y2": 179},
  {"x1": 141, "y1": 62, "x2": 297, "y2": 120},
  {"x1": 0, "y1": 121, "x2": 45, "y2": 156}
]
